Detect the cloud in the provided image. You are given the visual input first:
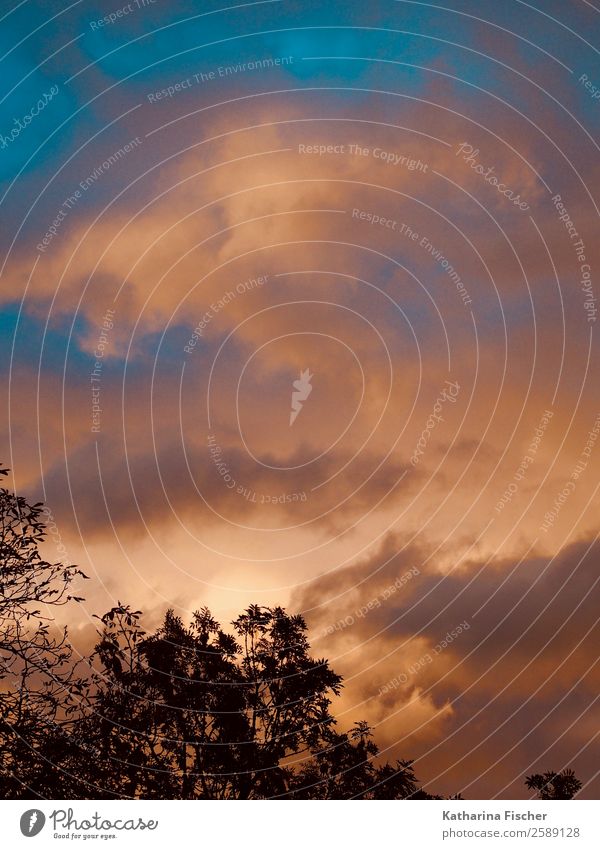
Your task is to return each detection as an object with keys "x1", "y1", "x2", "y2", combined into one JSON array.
[{"x1": 293, "y1": 532, "x2": 600, "y2": 797}]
